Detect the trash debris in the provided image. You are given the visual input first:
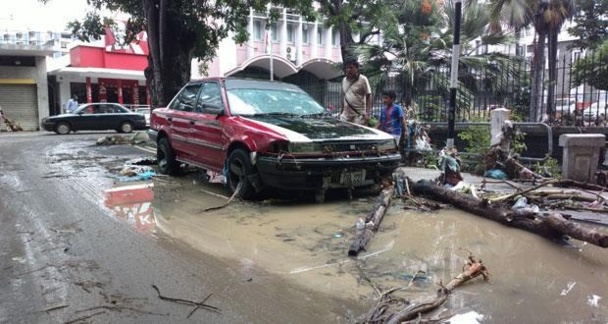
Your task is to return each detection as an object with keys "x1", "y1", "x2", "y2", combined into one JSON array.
[
  {"x1": 484, "y1": 168, "x2": 508, "y2": 180},
  {"x1": 96, "y1": 135, "x2": 132, "y2": 145},
  {"x1": 125, "y1": 157, "x2": 157, "y2": 166},
  {"x1": 96, "y1": 132, "x2": 148, "y2": 146},
  {"x1": 206, "y1": 170, "x2": 224, "y2": 184},
  {"x1": 120, "y1": 165, "x2": 153, "y2": 177},
  {"x1": 511, "y1": 196, "x2": 540, "y2": 215}
]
